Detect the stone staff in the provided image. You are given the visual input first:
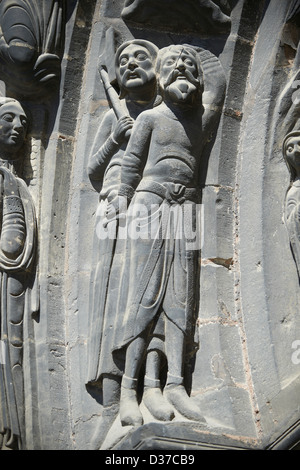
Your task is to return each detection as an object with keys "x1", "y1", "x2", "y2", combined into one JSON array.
[{"x1": 99, "y1": 67, "x2": 126, "y2": 120}]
